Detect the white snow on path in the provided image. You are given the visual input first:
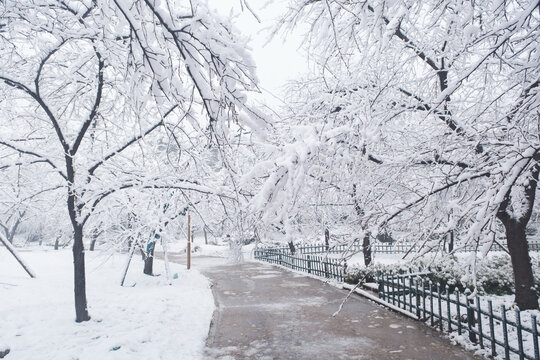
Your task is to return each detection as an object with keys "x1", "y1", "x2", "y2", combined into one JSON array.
[{"x1": 0, "y1": 248, "x2": 214, "y2": 360}]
